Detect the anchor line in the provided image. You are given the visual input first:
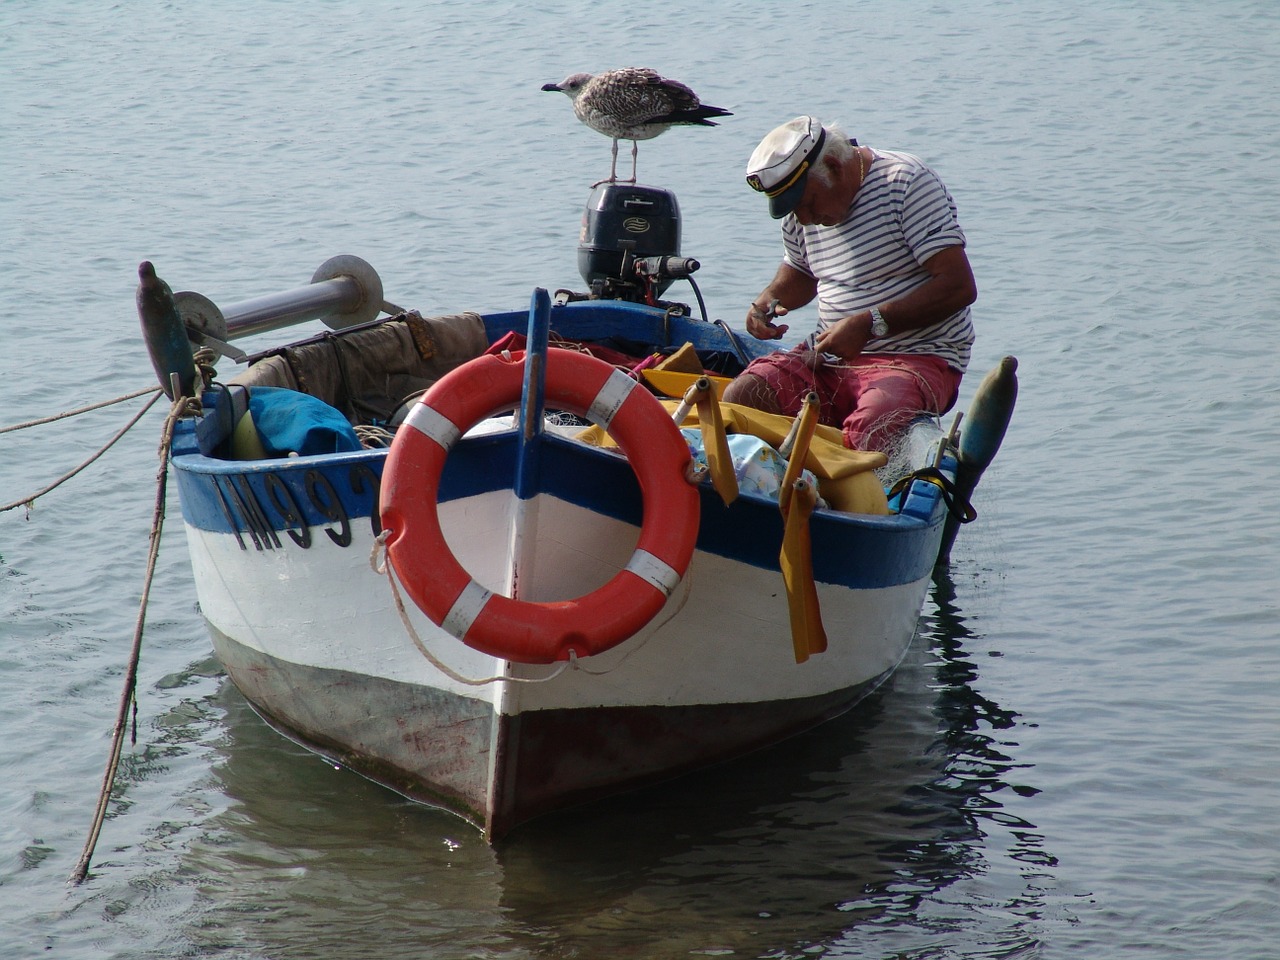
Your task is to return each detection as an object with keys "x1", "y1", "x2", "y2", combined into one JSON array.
[
  {"x1": 1, "y1": 390, "x2": 164, "y2": 514},
  {"x1": 69, "y1": 391, "x2": 198, "y2": 885},
  {"x1": 3, "y1": 351, "x2": 218, "y2": 516},
  {"x1": 0, "y1": 385, "x2": 159, "y2": 434}
]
